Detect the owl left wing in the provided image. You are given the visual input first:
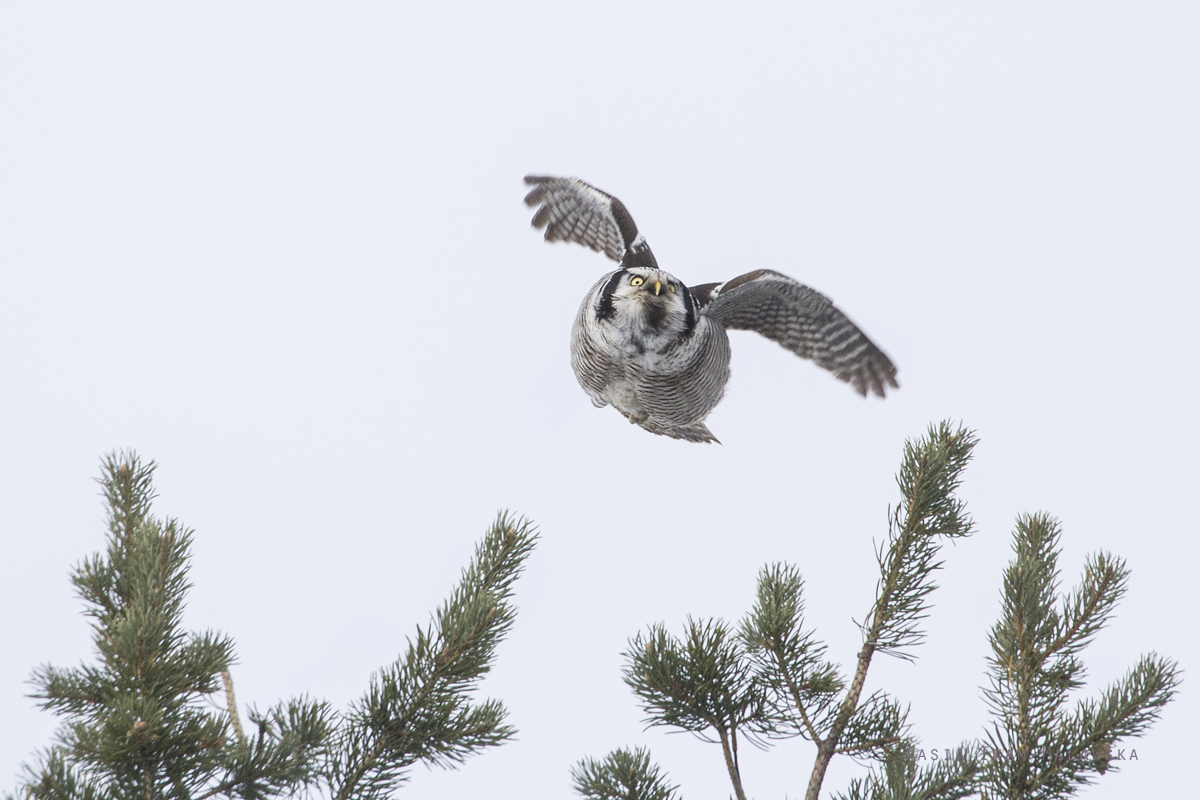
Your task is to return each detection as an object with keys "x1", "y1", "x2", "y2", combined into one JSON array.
[
  {"x1": 523, "y1": 175, "x2": 657, "y2": 267},
  {"x1": 701, "y1": 269, "x2": 899, "y2": 398}
]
